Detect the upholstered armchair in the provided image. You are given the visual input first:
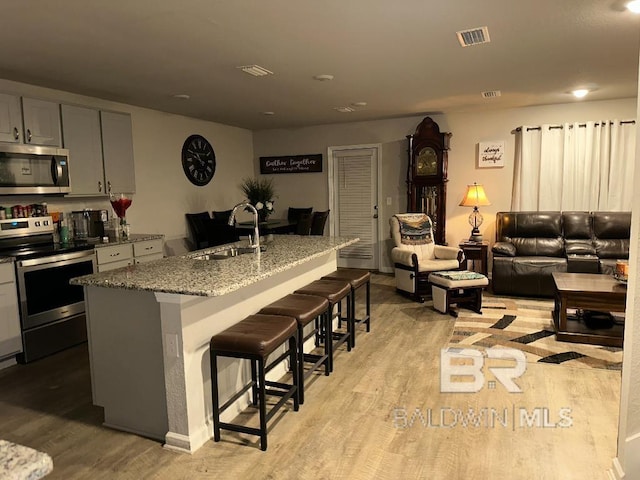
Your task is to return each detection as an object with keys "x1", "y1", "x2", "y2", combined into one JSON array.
[{"x1": 390, "y1": 214, "x2": 464, "y2": 302}]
